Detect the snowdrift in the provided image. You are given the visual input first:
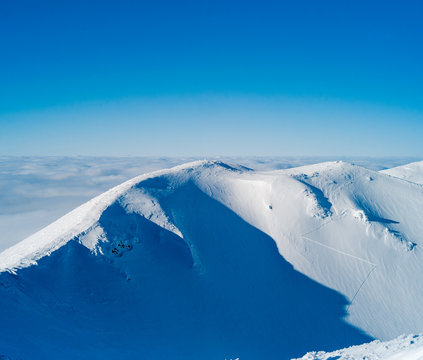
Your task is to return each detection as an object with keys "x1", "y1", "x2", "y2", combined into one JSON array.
[
  {"x1": 296, "y1": 333, "x2": 423, "y2": 360},
  {"x1": 1, "y1": 160, "x2": 423, "y2": 359}
]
